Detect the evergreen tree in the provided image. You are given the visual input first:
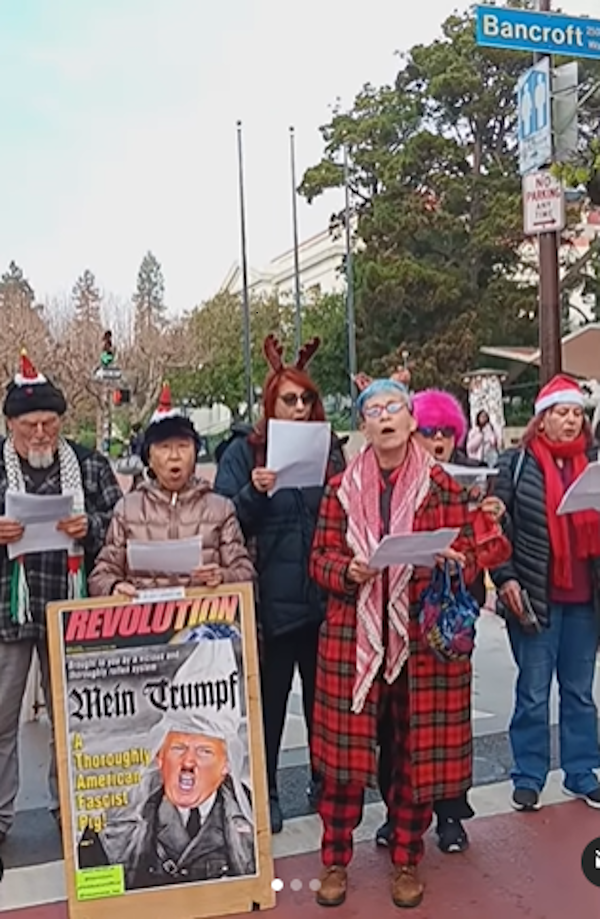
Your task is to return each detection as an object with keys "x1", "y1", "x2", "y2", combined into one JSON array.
[
  {"x1": 133, "y1": 251, "x2": 166, "y2": 332},
  {"x1": 0, "y1": 261, "x2": 35, "y2": 311},
  {"x1": 72, "y1": 269, "x2": 102, "y2": 327}
]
